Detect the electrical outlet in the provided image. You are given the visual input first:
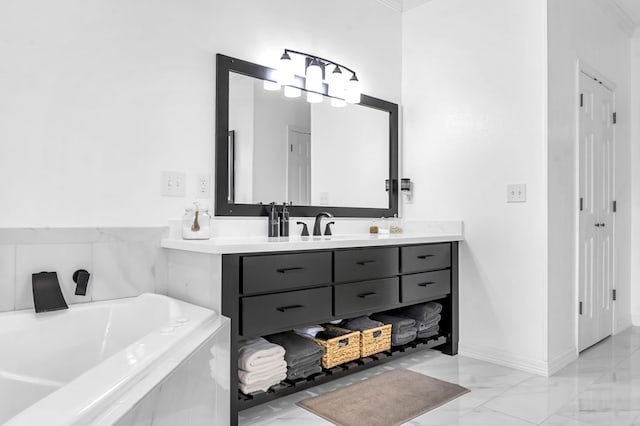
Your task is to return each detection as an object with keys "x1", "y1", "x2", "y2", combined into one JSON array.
[
  {"x1": 161, "y1": 171, "x2": 186, "y2": 197},
  {"x1": 507, "y1": 183, "x2": 526, "y2": 203},
  {"x1": 196, "y1": 173, "x2": 211, "y2": 198}
]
